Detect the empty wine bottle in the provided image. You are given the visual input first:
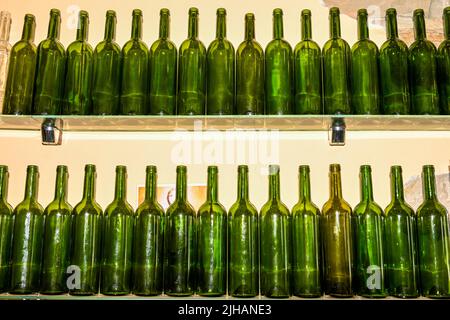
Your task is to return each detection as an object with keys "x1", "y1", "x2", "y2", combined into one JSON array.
[
  {"x1": 120, "y1": 9, "x2": 148, "y2": 115},
  {"x1": 380, "y1": 8, "x2": 410, "y2": 115},
  {"x1": 321, "y1": 164, "x2": 353, "y2": 297},
  {"x1": 260, "y1": 165, "x2": 291, "y2": 298},
  {"x1": 206, "y1": 9, "x2": 235, "y2": 115},
  {"x1": 352, "y1": 165, "x2": 385, "y2": 297},
  {"x1": 132, "y1": 166, "x2": 164, "y2": 296},
  {"x1": 438, "y1": 7, "x2": 450, "y2": 115},
  {"x1": 323, "y1": 8, "x2": 351, "y2": 114},
  {"x1": 294, "y1": 10, "x2": 322, "y2": 115},
  {"x1": 3, "y1": 14, "x2": 36, "y2": 115},
  {"x1": 69, "y1": 164, "x2": 102, "y2": 296},
  {"x1": 149, "y1": 9, "x2": 177, "y2": 115},
  {"x1": 236, "y1": 13, "x2": 264, "y2": 115},
  {"x1": 92, "y1": 10, "x2": 120, "y2": 115},
  {"x1": 0, "y1": 12, "x2": 11, "y2": 113},
  {"x1": 10, "y1": 165, "x2": 44, "y2": 294},
  {"x1": 0, "y1": 165, "x2": 13, "y2": 293},
  {"x1": 416, "y1": 165, "x2": 450, "y2": 298},
  {"x1": 384, "y1": 166, "x2": 419, "y2": 298},
  {"x1": 197, "y1": 166, "x2": 226, "y2": 296},
  {"x1": 178, "y1": 8, "x2": 206, "y2": 115},
  {"x1": 164, "y1": 166, "x2": 196, "y2": 296},
  {"x1": 292, "y1": 165, "x2": 321, "y2": 297},
  {"x1": 409, "y1": 9, "x2": 440, "y2": 115},
  {"x1": 351, "y1": 9, "x2": 380, "y2": 115},
  {"x1": 265, "y1": 9, "x2": 293, "y2": 115},
  {"x1": 101, "y1": 166, "x2": 134, "y2": 295},
  {"x1": 33, "y1": 9, "x2": 66, "y2": 115},
  {"x1": 41, "y1": 165, "x2": 72, "y2": 294},
  {"x1": 62, "y1": 11, "x2": 93, "y2": 115}
]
